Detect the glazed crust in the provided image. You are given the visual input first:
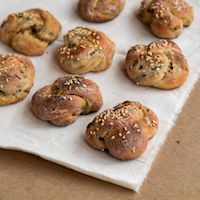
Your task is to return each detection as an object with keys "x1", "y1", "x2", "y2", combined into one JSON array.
[
  {"x1": 0, "y1": 8, "x2": 61, "y2": 56},
  {"x1": 125, "y1": 40, "x2": 189, "y2": 90},
  {"x1": 57, "y1": 26, "x2": 116, "y2": 74},
  {"x1": 31, "y1": 76, "x2": 103, "y2": 126},
  {"x1": 78, "y1": 0, "x2": 125, "y2": 23},
  {"x1": 0, "y1": 54, "x2": 35, "y2": 105},
  {"x1": 139, "y1": 0, "x2": 194, "y2": 38},
  {"x1": 86, "y1": 101, "x2": 159, "y2": 160}
]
